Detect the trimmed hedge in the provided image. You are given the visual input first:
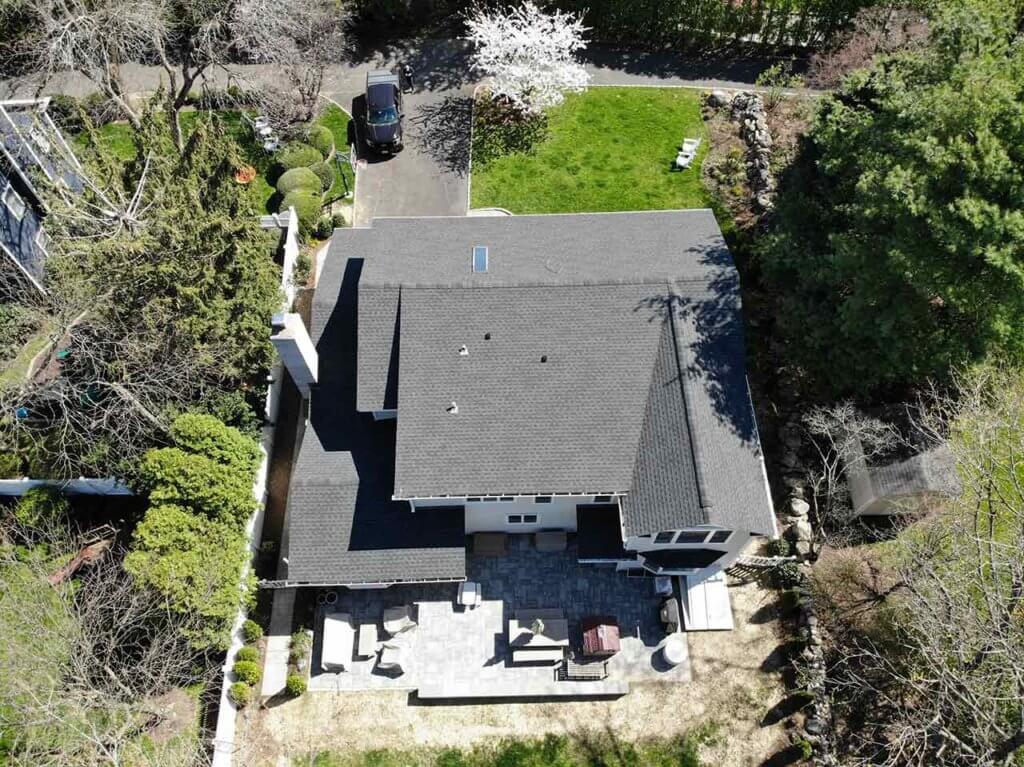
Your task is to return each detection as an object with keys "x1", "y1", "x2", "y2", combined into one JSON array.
[
  {"x1": 232, "y1": 659, "x2": 261, "y2": 685},
  {"x1": 228, "y1": 681, "x2": 252, "y2": 707},
  {"x1": 306, "y1": 125, "x2": 334, "y2": 158},
  {"x1": 277, "y1": 142, "x2": 322, "y2": 171},
  {"x1": 276, "y1": 167, "x2": 322, "y2": 196},
  {"x1": 280, "y1": 190, "x2": 322, "y2": 236},
  {"x1": 285, "y1": 673, "x2": 308, "y2": 697},
  {"x1": 309, "y1": 161, "x2": 334, "y2": 193},
  {"x1": 236, "y1": 645, "x2": 259, "y2": 664},
  {"x1": 242, "y1": 619, "x2": 263, "y2": 643}
]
